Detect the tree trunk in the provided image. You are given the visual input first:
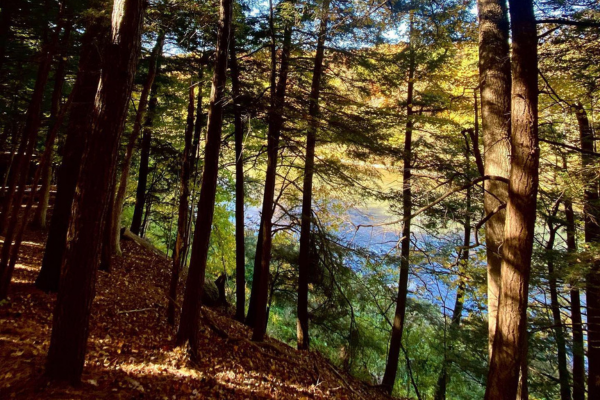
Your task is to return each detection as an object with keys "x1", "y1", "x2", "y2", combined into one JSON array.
[
  {"x1": 33, "y1": 23, "x2": 72, "y2": 229},
  {"x1": 0, "y1": 89, "x2": 73, "y2": 299},
  {"x1": 574, "y1": 102, "x2": 600, "y2": 398},
  {"x1": 381, "y1": 16, "x2": 415, "y2": 394},
  {"x1": 112, "y1": 31, "x2": 165, "y2": 256},
  {"x1": 484, "y1": 0, "x2": 539, "y2": 398},
  {"x1": 35, "y1": 13, "x2": 107, "y2": 293},
  {"x1": 45, "y1": 0, "x2": 144, "y2": 383},
  {"x1": 434, "y1": 148, "x2": 471, "y2": 400},
  {"x1": 0, "y1": 11, "x2": 62, "y2": 234},
  {"x1": 564, "y1": 195, "x2": 586, "y2": 400},
  {"x1": 296, "y1": 0, "x2": 330, "y2": 351},
  {"x1": 130, "y1": 93, "x2": 155, "y2": 235},
  {"x1": 252, "y1": 17, "x2": 293, "y2": 343},
  {"x1": 176, "y1": 0, "x2": 232, "y2": 356},
  {"x1": 476, "y1": 0, "x2": 511, "y2": 359},
  {"x1": 230, "y1": 32, "x2": 246, "y2": 323},
  {"x1": 140, "y1": 196, "x2": 152, "y2": 237},
  {"x1": 0, "y1": 11, "x2": 62, "y2": 292},
  {"x1": 545, "y1": 211, "x2": 571, "y2": 400},
  {"x1": 245, "y1": 223, "x2": 264, "y2": 327},
  {"x1": 246, "y1": 0, "x2": 279, "y2": 329},
  {"x1": 99, "y1": 170, "x2": 117, "y2": 272},
  {"x1": 168, "y1": 82, "x2": 195, "y2": 326}
]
